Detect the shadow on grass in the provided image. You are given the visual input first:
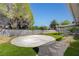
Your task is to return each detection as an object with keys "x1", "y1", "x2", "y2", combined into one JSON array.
[
  {"x1": 64, "y1": 40, "x2": 79, "y2": 56},
  {"x1": 73, "y1": 34, "x2": 79, "y2": 40}
]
